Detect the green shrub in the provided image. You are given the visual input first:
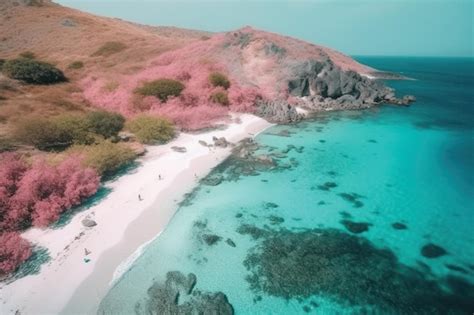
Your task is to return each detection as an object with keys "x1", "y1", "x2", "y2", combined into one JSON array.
[
  {"x1": 14, "y1": 114, "x2": 95, "y2": 150},
  {"x1": 210, "y1": 91, "x2": 230, "y2": 106},
  {"x1": 0, "y1": 59, "x2": 6, "y2": 70},
  {"x1": 68, "y1": 61, "x2": 84, "y2": 70},
  {"x1": 0, "y1": 137, "x2": 15, "y2": 152},
  {"x1": 135, "y1": 79, "x2": 185, "y2": 102},
  {"x1": 126, "y1": 115, "x2": 175, "y2": 144},
  {"x1": 53, "y1": 114, "x2": 95, "y2": 145},
  {"x1": 86, "y1": 111, "x2": 125, "y2": 139},
  {"x1": 19, "y1": 51, "x2": 36, "y2": 59},
  {"x1": 208, "y1": 72, "x2": 230, "y2": 89},
  {"x1": 92, "y1": 42, "x2": 127, "y2": 57},
  {"x1": 14, "y1": 117, "x2": 73, "y2": 150},
  {"x1": 69, "y1": 141, "x2": 136, "y2": 176},
  {"x1": 2, "y1": 59, "x2": 66, "y2": 84}
]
